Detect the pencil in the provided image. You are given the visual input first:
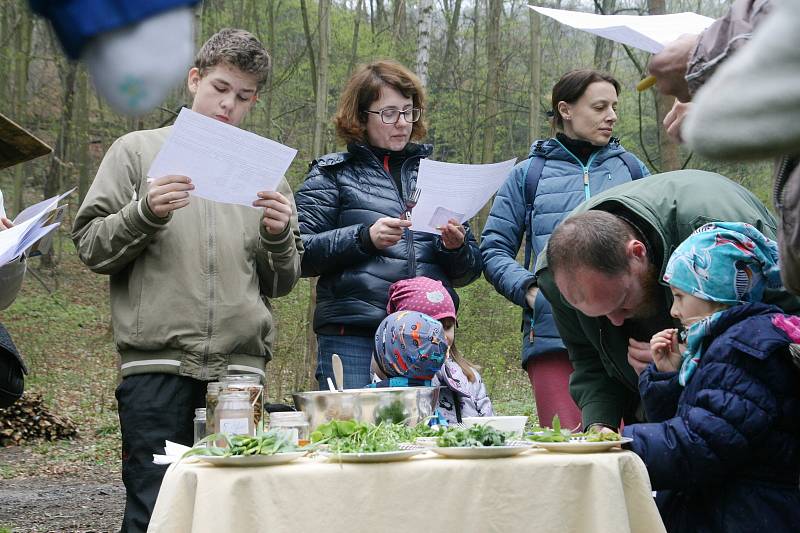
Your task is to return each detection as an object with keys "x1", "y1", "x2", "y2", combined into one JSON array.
[{"x1": 636, "y1": 75, "x2": 657, "y2": 92}]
